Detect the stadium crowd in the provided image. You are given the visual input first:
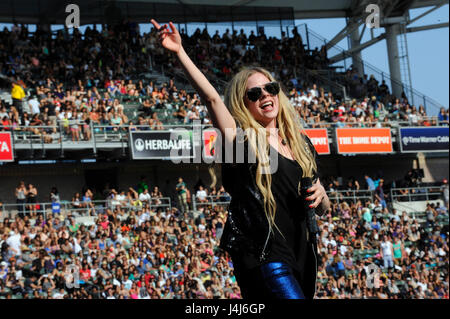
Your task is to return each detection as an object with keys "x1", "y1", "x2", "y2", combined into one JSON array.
[
  {"x1": 0, "y1": 172, "x2": 448, "y2": 299},
  {"x1": 1, "y1": 22, "x2": 448, "y2": 140},
  {"x1": 0, "y1": 21, "x2": 448, "y2": 300}
]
